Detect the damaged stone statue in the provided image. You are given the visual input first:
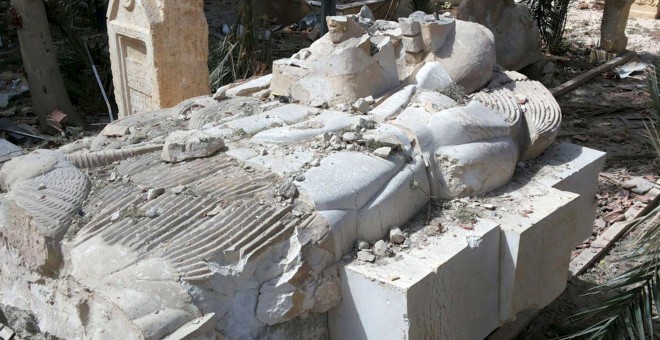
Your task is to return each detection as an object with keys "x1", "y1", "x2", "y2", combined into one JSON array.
[{"x1": 0, "y1": 10, "x2": 561, "y2": 339}]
